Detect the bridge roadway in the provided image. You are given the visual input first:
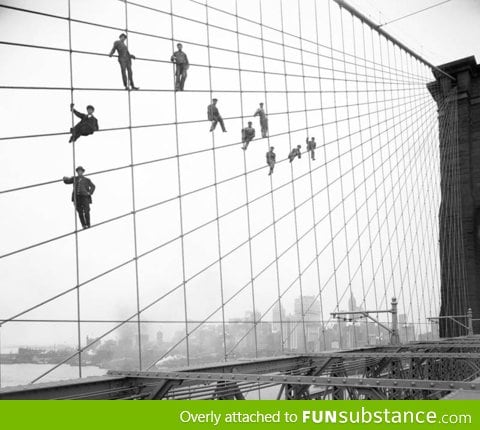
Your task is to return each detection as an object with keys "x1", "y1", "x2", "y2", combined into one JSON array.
[{"x1": 2, "y1": 336, "x2": 480, "y2": 399}]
